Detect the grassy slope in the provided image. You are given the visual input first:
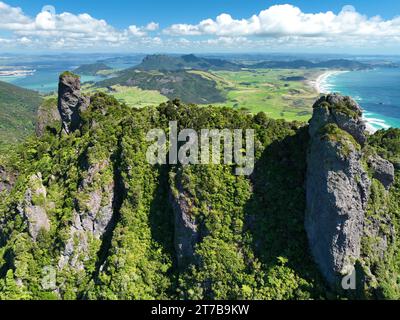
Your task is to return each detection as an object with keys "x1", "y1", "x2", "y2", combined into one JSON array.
[
  {"x1": 191, "y1": 69, "x2": 321, "y2": 122},
  {"x1": 92, "y1": 68, "x2": 321, "y2": 122},
  {"x1": 95, "y1": 69, "x2": 225, "y2": 104},
  {"x1": 91, "y1": 85, "x2": 168, "y2": 108},
  {"x1": 0, "y1": 81, "x2": 42, "y2": 150}
]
